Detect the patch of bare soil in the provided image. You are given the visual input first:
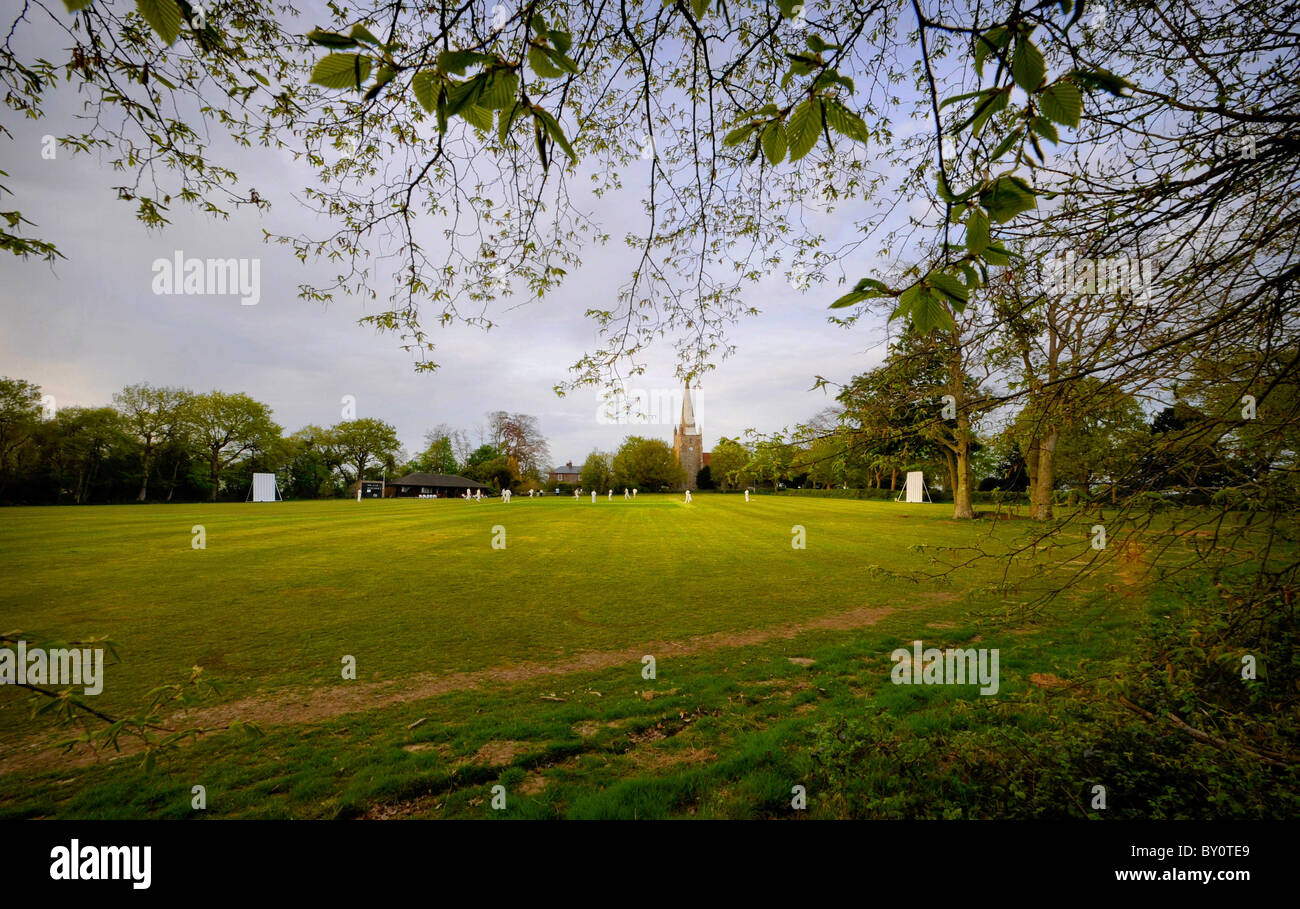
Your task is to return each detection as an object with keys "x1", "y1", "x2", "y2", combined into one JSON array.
[
  {"x1": 400, "y1": 742, "x2": 450, "y2": 755},
  {"x1": 468, "y1": 740, "x2": 529, "y2": 767},
  {"x1": 628, "y1": 746, "x2": 717, "y2": 772},
  {"x1": 1029, "y1": 673, "x2": 1072, "y2": 689},
  {"x1": 0, "y1": 600, "x2": 909, "y2": 775}
]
